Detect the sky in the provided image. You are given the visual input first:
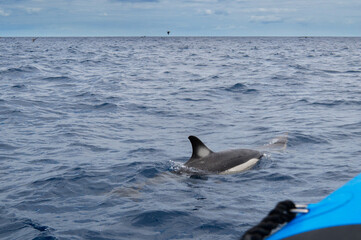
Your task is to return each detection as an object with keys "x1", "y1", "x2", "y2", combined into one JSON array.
[{"x1": 0, "y1": 0, "x2": 360, "y2": 37}]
